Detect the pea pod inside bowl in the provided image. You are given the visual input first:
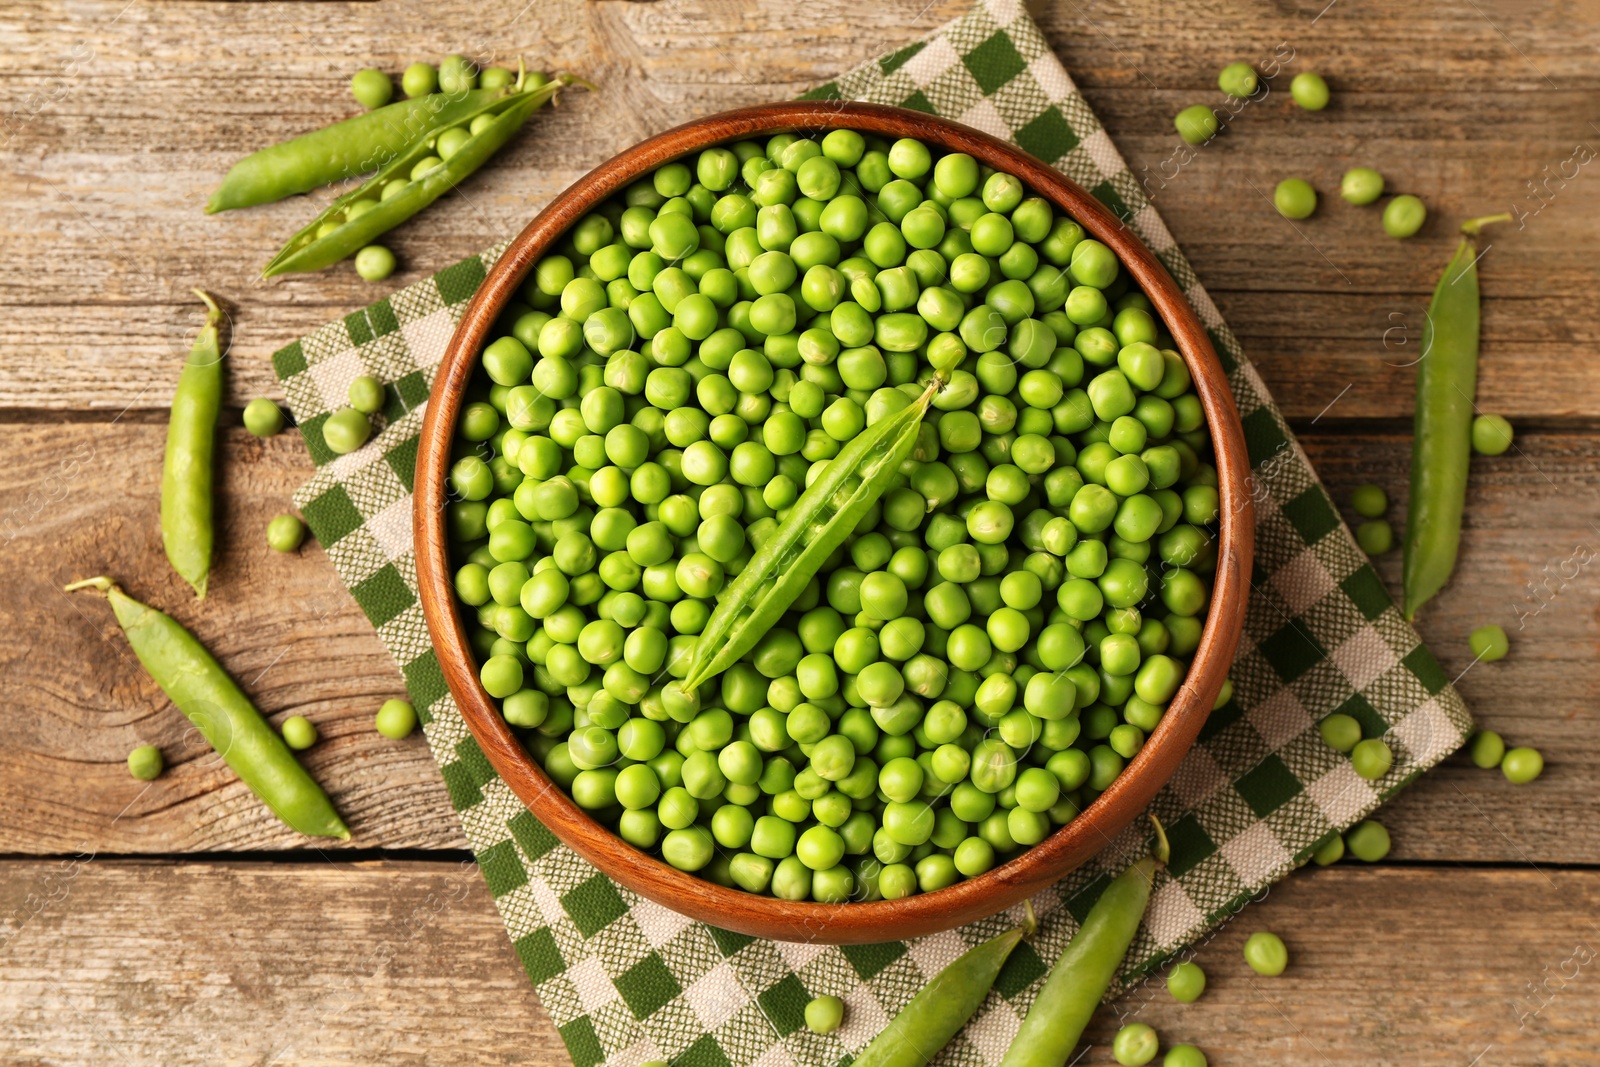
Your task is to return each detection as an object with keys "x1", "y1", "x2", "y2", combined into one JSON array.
[{"x1": 415, "y1": 102, "x2": 1253, "y2": 944}]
